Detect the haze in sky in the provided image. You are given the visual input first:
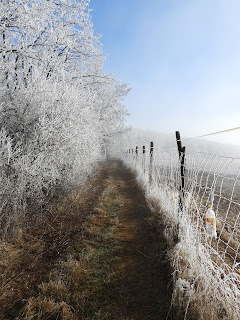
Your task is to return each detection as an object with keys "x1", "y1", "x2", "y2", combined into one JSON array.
[{"x1": 90, "y1": 0, "x2": 240, "y2": 146}]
